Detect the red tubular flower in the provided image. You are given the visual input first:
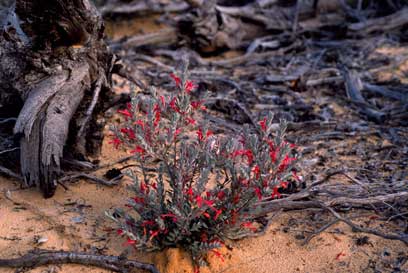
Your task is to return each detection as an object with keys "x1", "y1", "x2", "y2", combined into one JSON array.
[
  {"x1": 154, "y1": 110, "x2": 161, "y2": 127},
  {"x1": 254, "y1": 187, "x2": 262, "y2": 200},
  {"x1": 186, "y1": 117, "x2": 196, "y2": 125},
  {"x1": 191, "y1": 100, "x2": 206, "y2": 111},
  {"x1": 126, "y1": 102, "x2": 132, "y2": 110},
  {"x1": 130, "y1": 145, "x2": 145, "y2": 155},
  {"x1": 190, "y1": 101, "x2": 201, "y2": 109},
  {"x1": 134, "y1": 119, "x2": 145, "y2": 129},
  {"x1": 174, "y1": 128, "x2": 182, "y2": 138},
  {"x1": 125, "y1": 239, "x2": 136, "y2": 245},
  {"x1": 118, "y1": 109, "x2": 132, "y2": 118},
  {"x1": 202, "y1": 212, "x2": 211, "y2": 219},
  {"x1": 117, "y1": 229, "x2": 124, "y2": 235},
  {"x1": 214, "y1": 209, "x2": 222, "y2": 220},
  {"x1": 269, "y1": 149, "x2": 279, "y2": 163},
  {"x1": 159, "y1": 95, "x2": 165, "y2": 107},
  {"x1": 217, "y1": 190, "x2": 226, "y2": 199},
  {"x1": 140, "y1": 182, "x2": 148, "y2": 194},
  {"x1": 170, "y1": 73, "x2": 181, "y2": 86},
  {"x1": 232, "y1": 149, "x2": 253, "y2": 165},
  {"x1": 184, "y1": 80, "x2": 196, "y2": 94},
  {"x1": 252, "y1": 165, "x2": 261, "y2": 179},
  {"x1": 151, "y1": 182, "x2": 158, "y2": 190},
  {"x1": 109, "y1": 138, "x2": 122, "y2": 149},
  {"x1": 170, "y1": 97, "x2": 181, "y2": 113},
  {"x1": 278, "y1": 155, "x2": 296, "y2": 172},
  {"x1": 195, "y1": 195, "x2": 203, "y2": 208},
  {"x1": 259, "y1": 117, "x2": 267, "y2": 131},
  {"x1": 196, "y1": 128, "x2": 203, "y2": 141},
  {"x1": 149, "y1": 230, "x2": 159, "y2": 241},
  {"x1": 186, "y1": 187, "x2": 194, "y2": 198},
  {"x1": 271, "y1": 186, "x2": 281, "y2": 199},
  {"x1": 120, "y1": 128, "x2": 136, "y2": 140},
  {"x1": 204, "y1": 199, "x2": 215, "y2": 208}
]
